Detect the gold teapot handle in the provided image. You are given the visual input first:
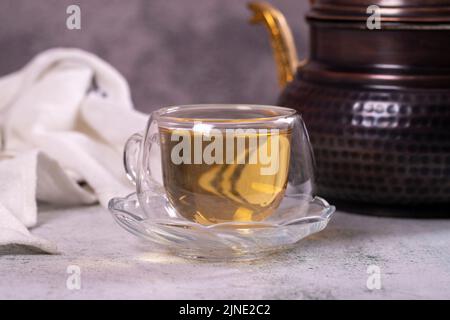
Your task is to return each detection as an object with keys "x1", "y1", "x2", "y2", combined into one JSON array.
[{"x1": 248, "y1": 1, "x2": 306, "y2": 88}]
